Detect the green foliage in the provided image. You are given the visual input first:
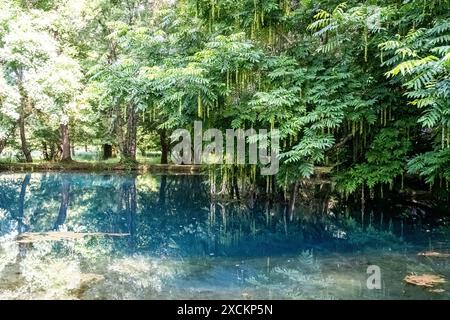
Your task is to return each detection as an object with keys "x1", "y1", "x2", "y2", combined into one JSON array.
[
  {"x1": 408, "y1": 148, "x2": 450, "y2": 184},
  {"x1": 381, "y1": 19, "x2": 450, "y2": 188},
  {"x1": 335, "y1": 128, "x2": 412, "y2": 194},
  {"x1": 0, "y1": 0, "x2": 449, "y2": 197}
]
